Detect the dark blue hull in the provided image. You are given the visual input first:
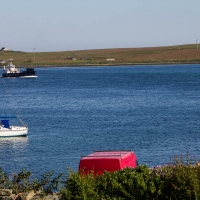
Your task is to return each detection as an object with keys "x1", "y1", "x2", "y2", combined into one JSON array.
[{"x1": 2, "y1": 68, "x2": 36, "y2": 78}]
